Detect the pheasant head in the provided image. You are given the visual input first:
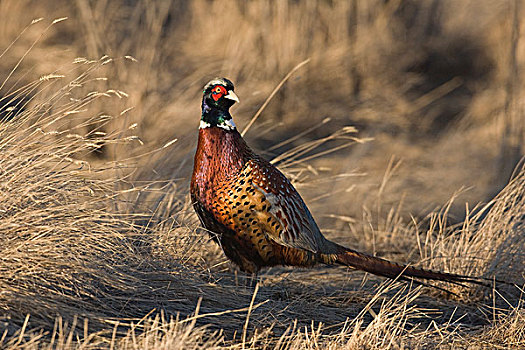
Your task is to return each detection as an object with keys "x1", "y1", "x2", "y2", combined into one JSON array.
[{"x1": 201, "y1": 77, "x2": 240, "y2": 130}]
